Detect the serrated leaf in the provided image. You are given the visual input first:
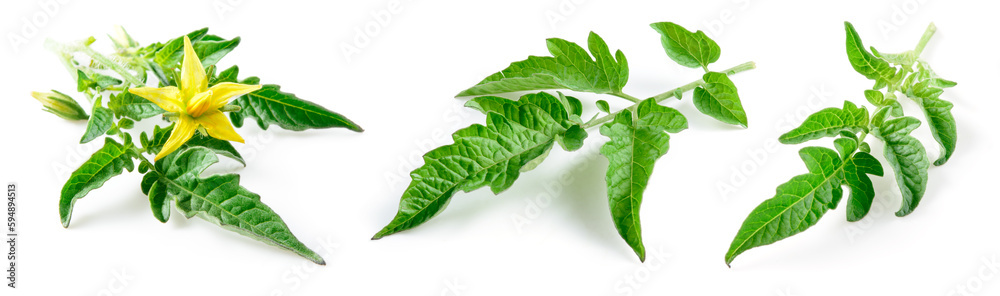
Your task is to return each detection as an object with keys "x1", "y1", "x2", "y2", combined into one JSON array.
[
  {"x1": 779, "y1": 101, "x2": 869, "y2": 144},
  {"x1": 374, "y1": 93, "x2": 577, "y2": 239},
  {"x1": 191, "y1": 37, "x2": 241, "y2": 66},
  {"x1": 906, "y1": 80, "x2": 957, "y2": 165},
  {"x1": 519, "y1": 144, "x2": 554, "y2": 173},
  {"x1": 153, "y1": 29, "x2": 235, "y2": 66},
  {"x1": 60, "y1": 138, "x2": 135, "y2": 227},
  {"x1": 229, "y1": 84, "x2": 363, "y2": 132},
  {"x1": 844, "y1": 22, "x2": 896, "y2": 83},
  {"x1": 147, "y1": 180, "x2": 170, "y2": 223},
  {"x1": 144, "y1": 147, "x2": 324, "y2": 264},
  {"x1": 725, "y1": 147, "x2": 844, "y2": 266},
  {"x1": 468, "y1": 93, "x2": 587, "y2": 153},
  {"x1": 843, "y1": 151, "x2": 884, "y2": 221},
  {"x1": 466, "y1": 92, "x2": 578, "y2": 133},
  {"x1": 108, "y1": 91, "x2": 165, "y2": 120},
  {"x1": 212, "y1": 65, "x2": 240, "y2": 85},
  {"x1": 635, "y1": 98, "x2": 688, "y2": 133},
  {"x1": 153, "y1": 28, "x2": 209, "y2": 67},
  {"x1": 649, "y1": 22, "x2": 720, "y2": 69},
  {"x1": 456, "y1": 32, "x2": 628, "y2": 97},
  {"x1": 81, "y1": 97, "x2": 114, "y2": 144},
  {"x1": 599, "y1": 99, "x2": 683, "y2": 262},
  {"x1": 874, "y1": 117, "x2": 929, "y2": 216},
  {"x1": 693, "y1": 72, "x2": 747, "y2": 127}
]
